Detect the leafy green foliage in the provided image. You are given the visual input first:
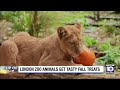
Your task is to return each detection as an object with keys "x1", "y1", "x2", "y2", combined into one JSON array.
[
  {"x1": 96, "y1": 38, "x2": 120, "y2": 69},
  {"x1": 84, "y1": 36, "x2": 97, "y2": 47},
  {"x1": 12, "y1": 12, "x2": 31, "y2": 32},
  {"x1": 98, "y1": 42, "x2": 111, "y2": 51},
  {"x1": 97, "y1": 45, "x2": 120, "y2": 69},
  {"x1": 0, "y1": 11, "x2": 94, "y2": 37},
  {"x1": 0, "y1": 11, "x2": 32, "y2": 33}
]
